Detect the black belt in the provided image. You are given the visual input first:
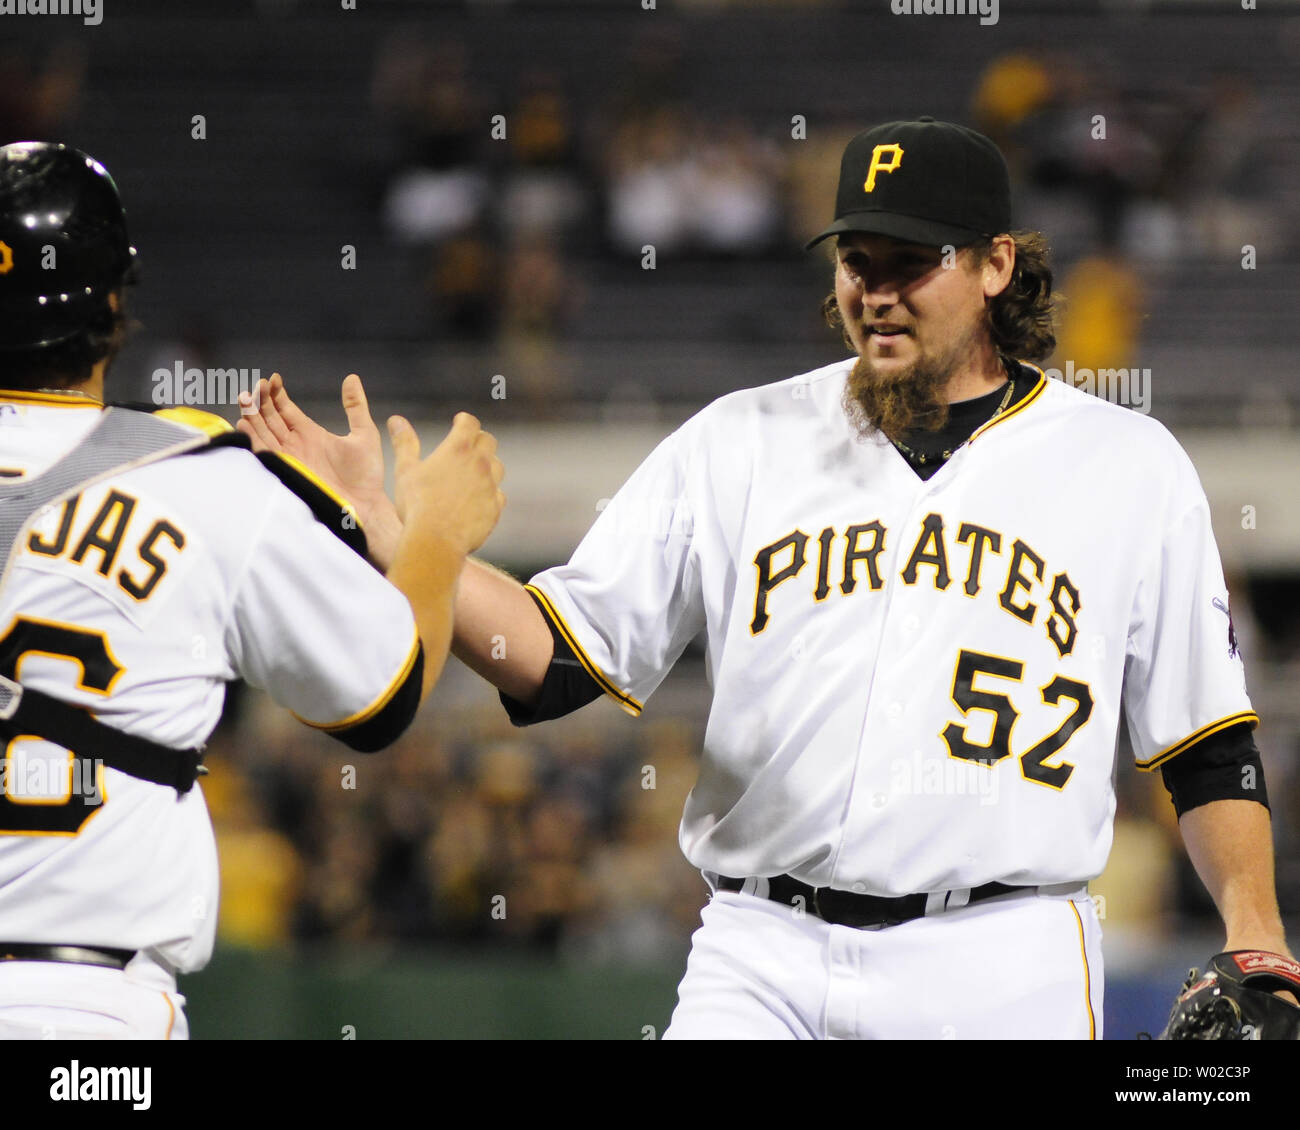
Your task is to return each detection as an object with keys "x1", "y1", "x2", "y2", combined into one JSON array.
[
  {"x1": 715, "y1": 874, "x2": 1026, "y2": 929},
  {"x1": 0, "y1": 943, "x2": 136, "y2": 970}
]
